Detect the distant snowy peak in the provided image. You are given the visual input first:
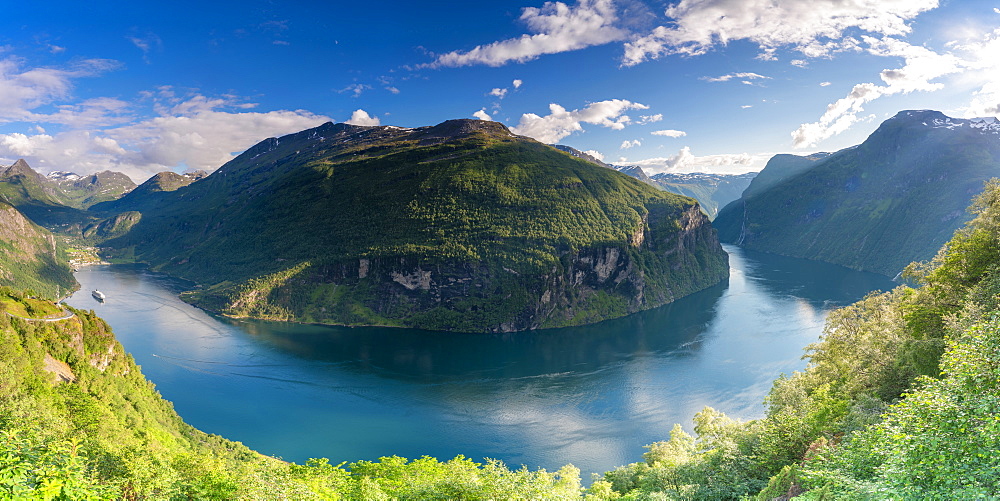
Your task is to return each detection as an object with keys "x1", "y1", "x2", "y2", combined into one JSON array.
[
  {"x1": 897, "y1": 110, "x2": 1000, "y2": 134},
  {"x1": 46, "y1": 171, "x2": 82, "y2": 182}
]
